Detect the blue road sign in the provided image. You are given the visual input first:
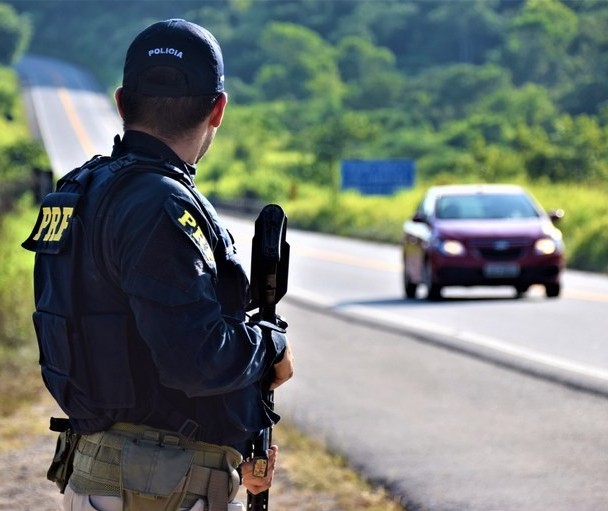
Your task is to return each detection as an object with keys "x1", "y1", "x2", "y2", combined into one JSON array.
[{"x1": 340, "y1": 159, "x2": 416, "y2": 195}]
